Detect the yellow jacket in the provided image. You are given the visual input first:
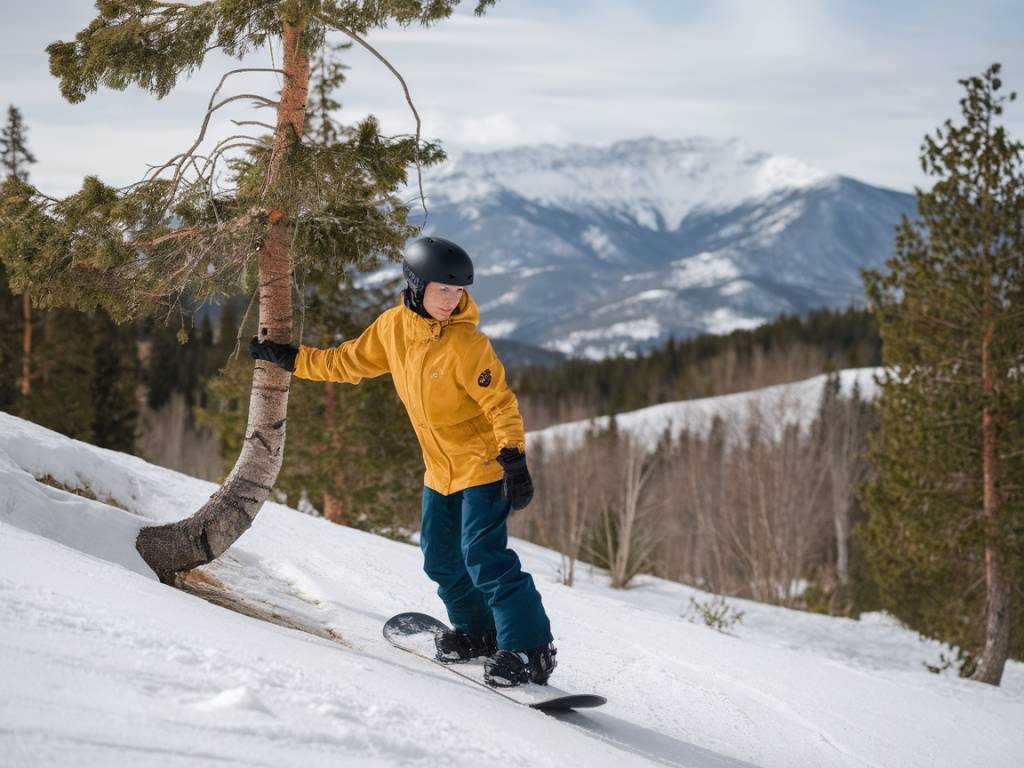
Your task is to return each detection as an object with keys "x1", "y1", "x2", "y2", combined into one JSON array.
[{"x1": 293, "y1": 289, "x2": 526, "y2": 496}]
